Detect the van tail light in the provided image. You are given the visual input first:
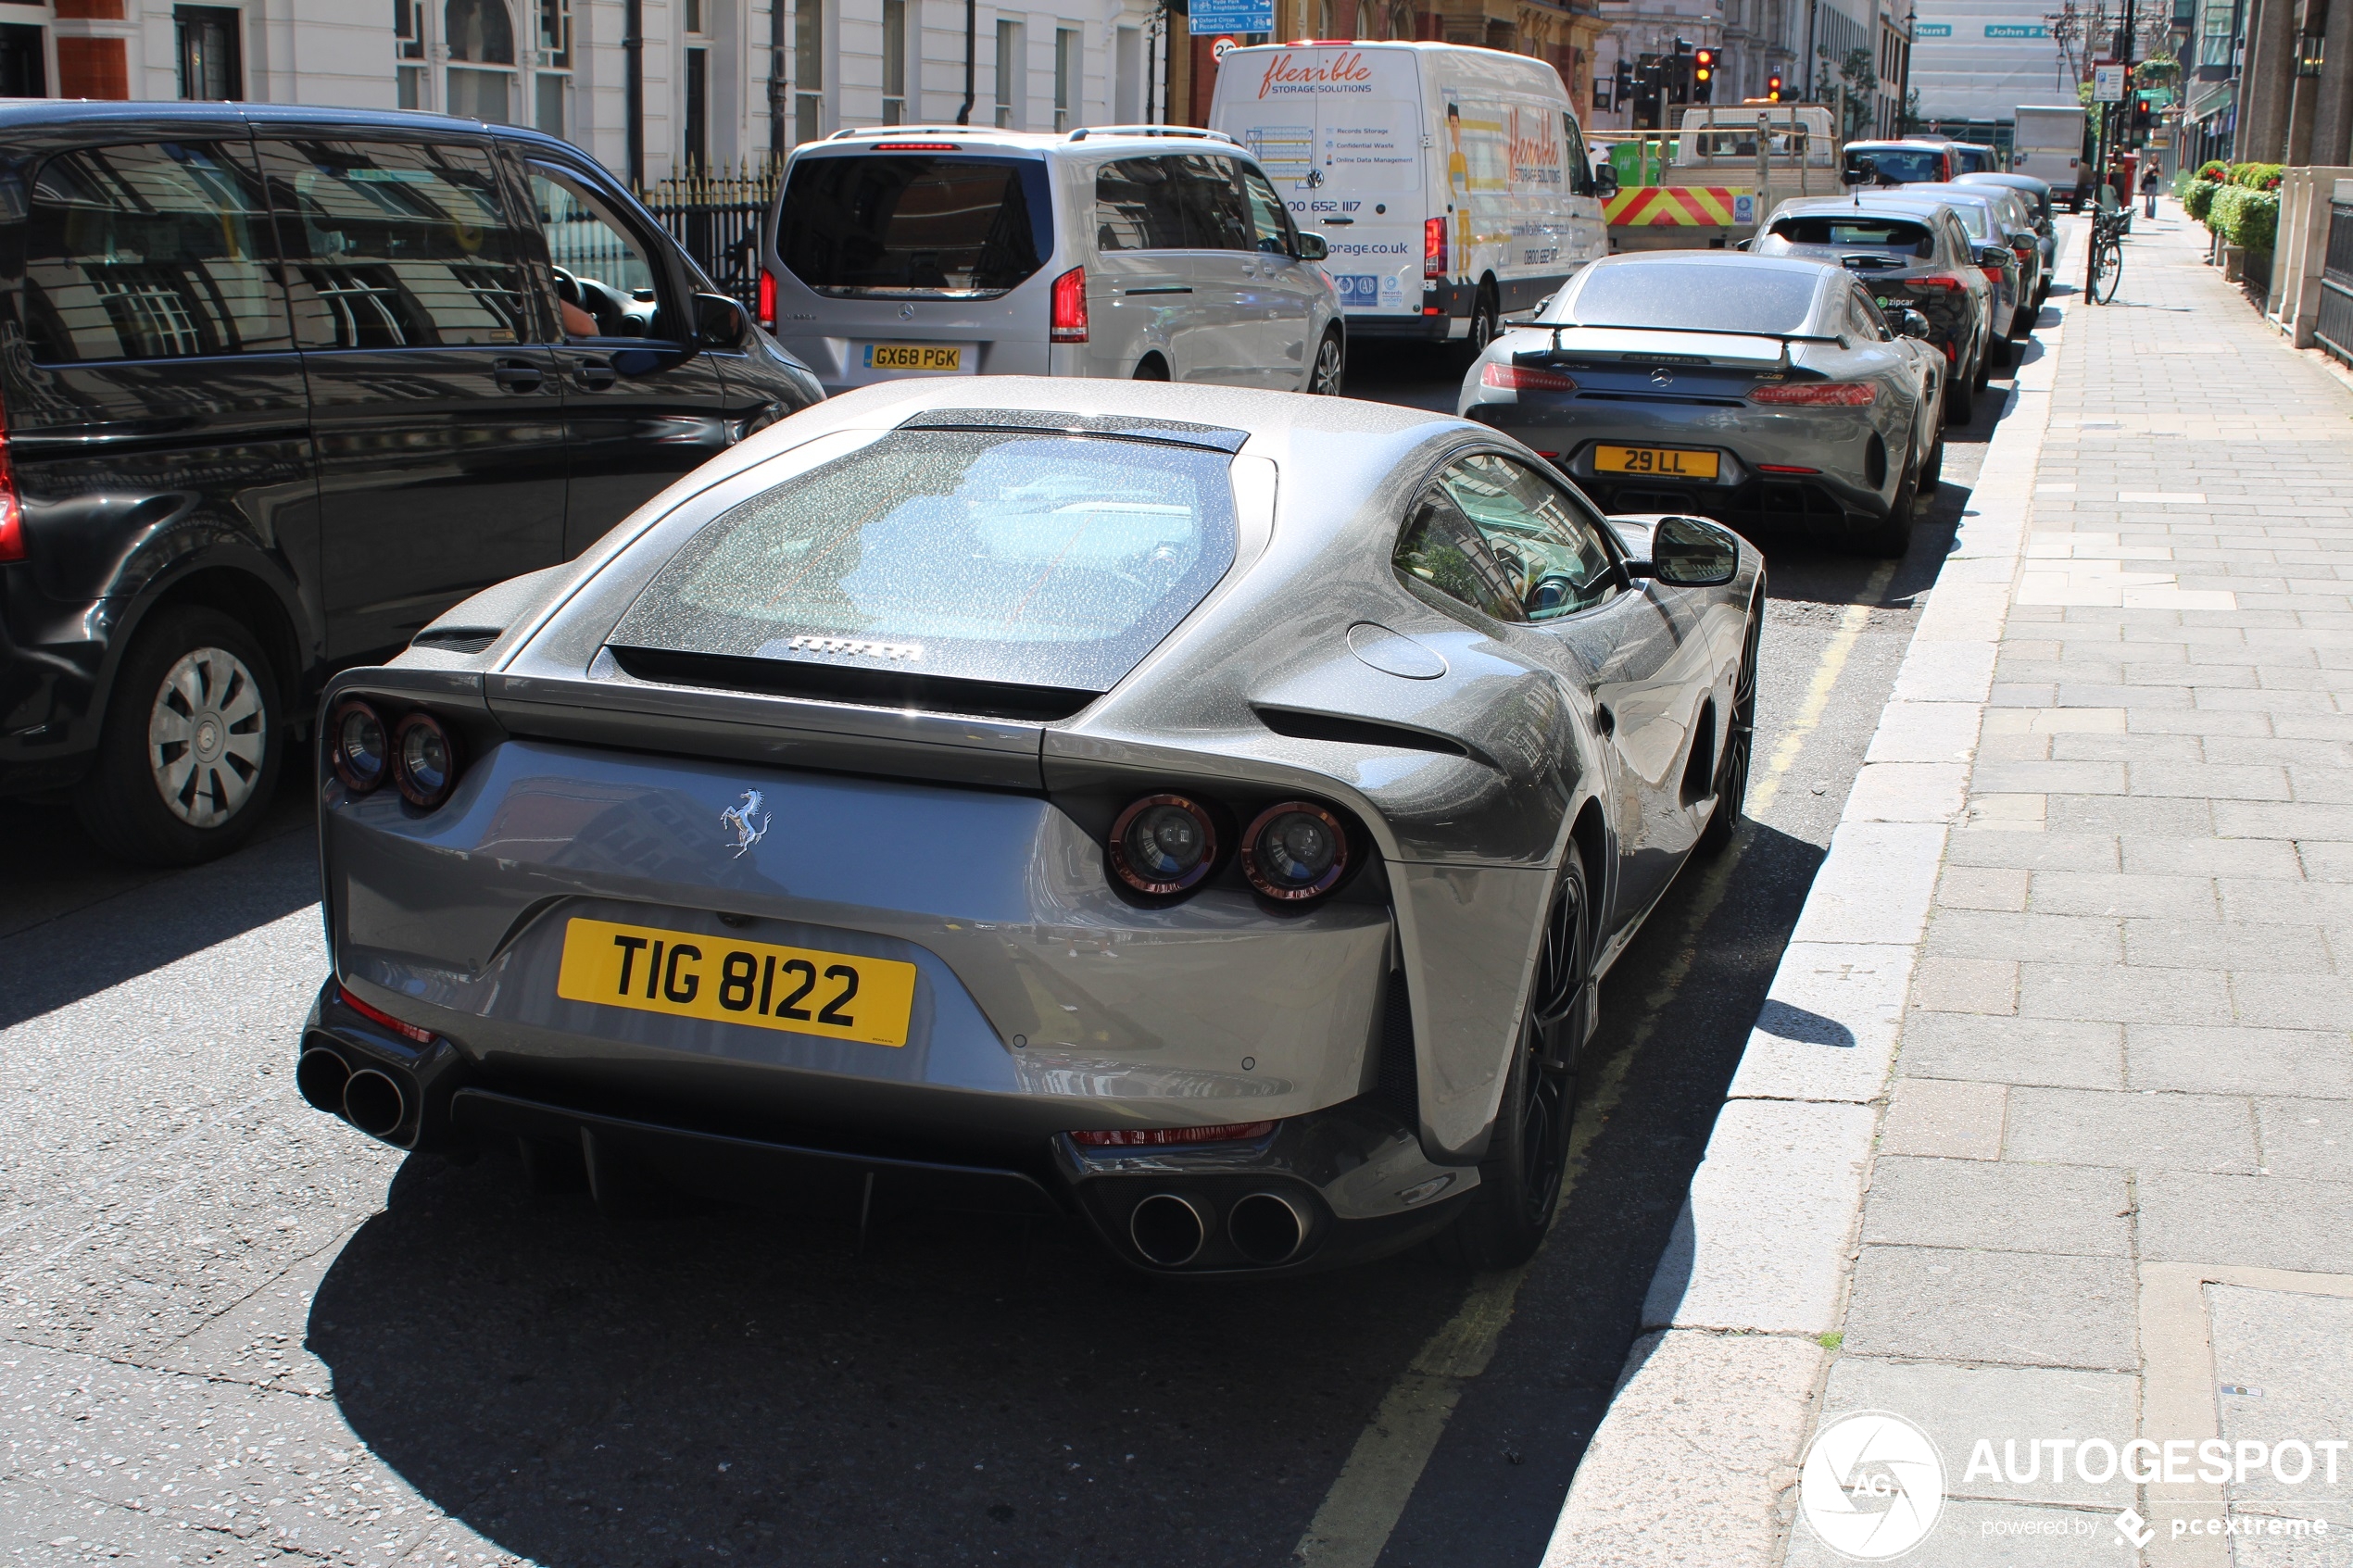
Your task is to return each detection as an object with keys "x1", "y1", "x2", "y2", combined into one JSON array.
[
  {"x1": 1749, "y1": 381, "x2": 1878, "y2": 406},
  {"x1": 1051, "y1": 266, "x2": 1088, "y2": 343},
  {"x1": 1481, "y1": 362, "x2": 1577, "y2": 391},
  {"x1": 0, "y1": 389, "x2": 21, "y2": 564},
  {"x1": 757, "y1": 269, "x2": 777, "y2": 330},
  {"x1": 1424, "y1": 218, "x2": 1447, "y2": 278}
]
